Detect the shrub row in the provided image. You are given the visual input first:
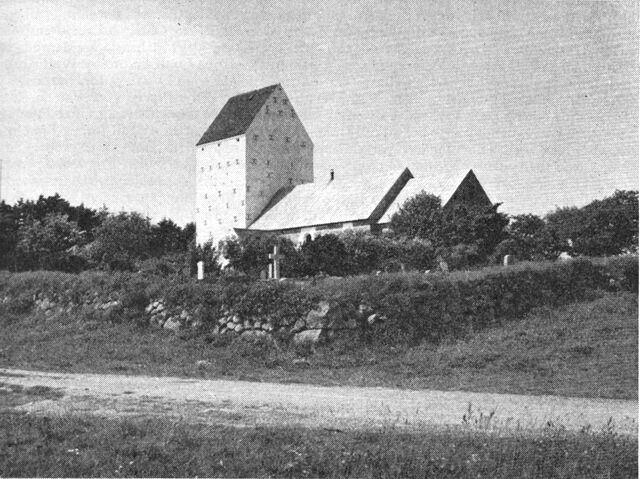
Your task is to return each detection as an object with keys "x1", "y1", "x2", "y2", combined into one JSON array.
[
  {"x1": 223, "y1": 231, "x2": 440, "y2": 278},
  {"x1": 0, "y1": 256, "x2": 636, "y2": 345}
]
